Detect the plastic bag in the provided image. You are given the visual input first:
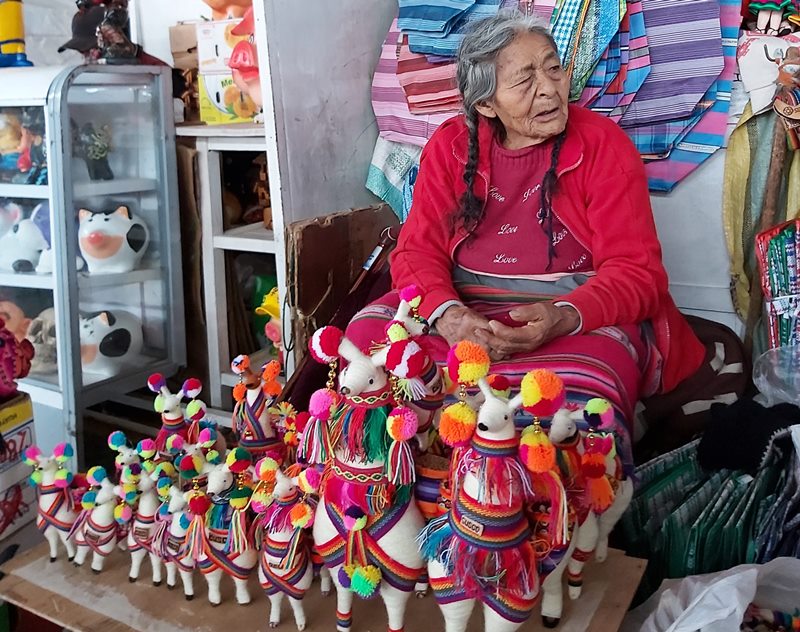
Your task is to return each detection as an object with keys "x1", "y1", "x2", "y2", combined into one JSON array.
[
  {"x1": 753, "y1": 346, "x2": 800, "y2": 407},
  {"x1": 621, "y1": 557, "x2": 800, "y2": 632}
]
